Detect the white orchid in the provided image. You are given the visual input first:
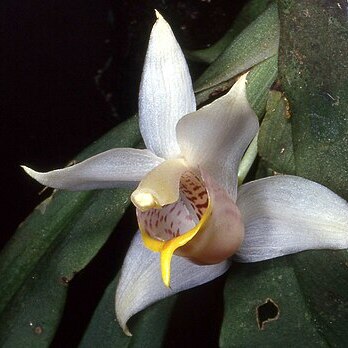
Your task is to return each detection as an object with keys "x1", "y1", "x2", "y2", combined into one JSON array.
[{"x1": 23, "y1": 12, "x2": 348, "y2": 336}]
